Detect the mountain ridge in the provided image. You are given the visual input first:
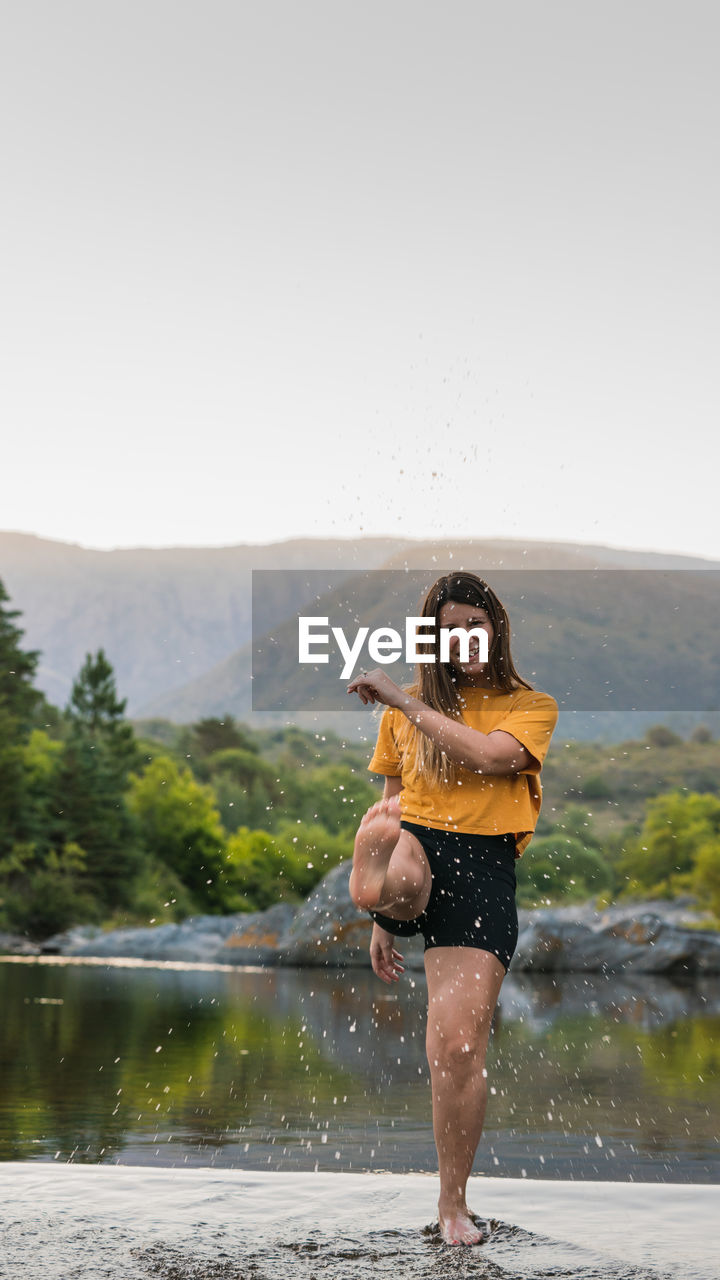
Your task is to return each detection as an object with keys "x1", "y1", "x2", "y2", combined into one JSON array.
[{"x1": 2, "y1": 531, "x2": 718, "y2": 733}]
